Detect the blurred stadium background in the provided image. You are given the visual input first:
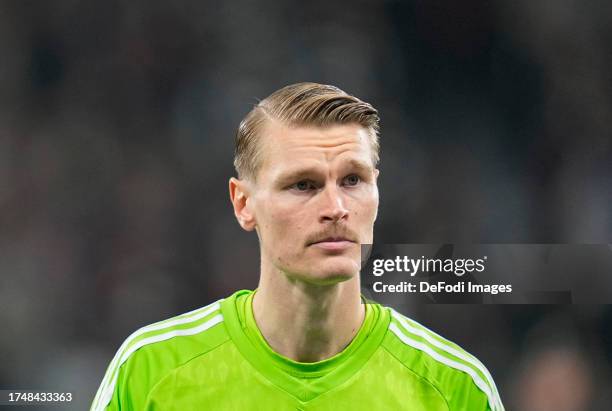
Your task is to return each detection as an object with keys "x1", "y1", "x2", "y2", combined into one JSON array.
[{"x1": 0, "y1": 0, "x2": 611, "y2": 410}]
